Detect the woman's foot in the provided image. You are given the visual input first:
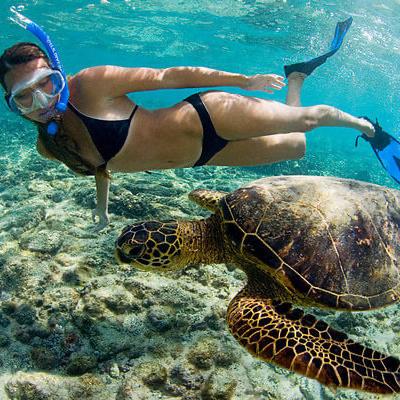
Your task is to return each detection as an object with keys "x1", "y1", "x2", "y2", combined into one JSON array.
[
  {"x1": 358, "y1": 118, "x2": 375, "y2": 137},
  {"x1": 307, "y1": 106, "x2": 376, "y2": 137}
]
